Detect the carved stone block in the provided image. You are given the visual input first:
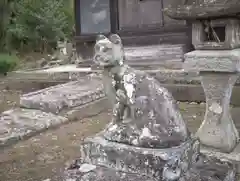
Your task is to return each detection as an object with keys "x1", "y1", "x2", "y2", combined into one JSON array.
[
  {"x1": 63, "y1": 136, "x2": 236, "y2": 181},
  {"x1": 80, "y1": 135, "x2": 199, "y2": 179},
  {"x1": 0, "y1": 108, "x2": 68, "y2": 148},
  {"x1": 20, "y1": 77, "x2": 104, "y2": 114},
  {"x1": 184, "y1": 49, "x2": 240, "y2": 72},
  {"x1": 192, "y1": 19, "x2": 240, "y2": 50},
  {"x1": 63, "y1": 162, "x2": 158, "y2": 181}
]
